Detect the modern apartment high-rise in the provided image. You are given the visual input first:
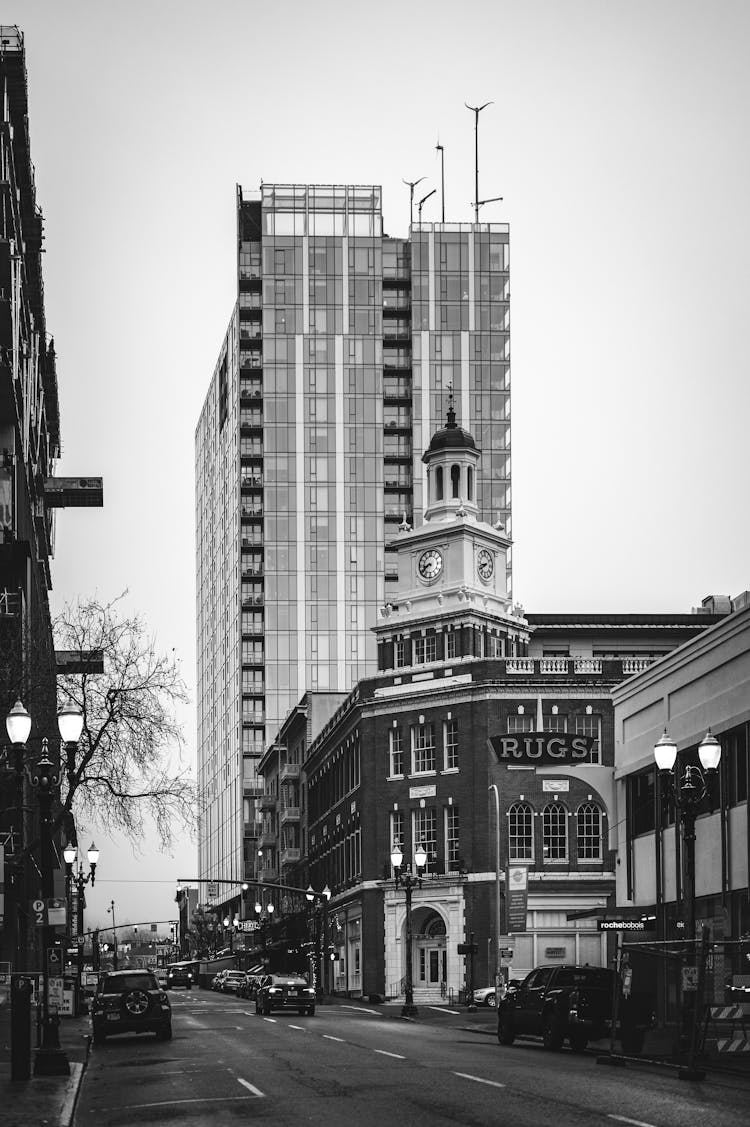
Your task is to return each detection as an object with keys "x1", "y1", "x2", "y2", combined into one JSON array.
[{"x1": 195, "y1": 184, "x2": 511, "y2": 903}]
